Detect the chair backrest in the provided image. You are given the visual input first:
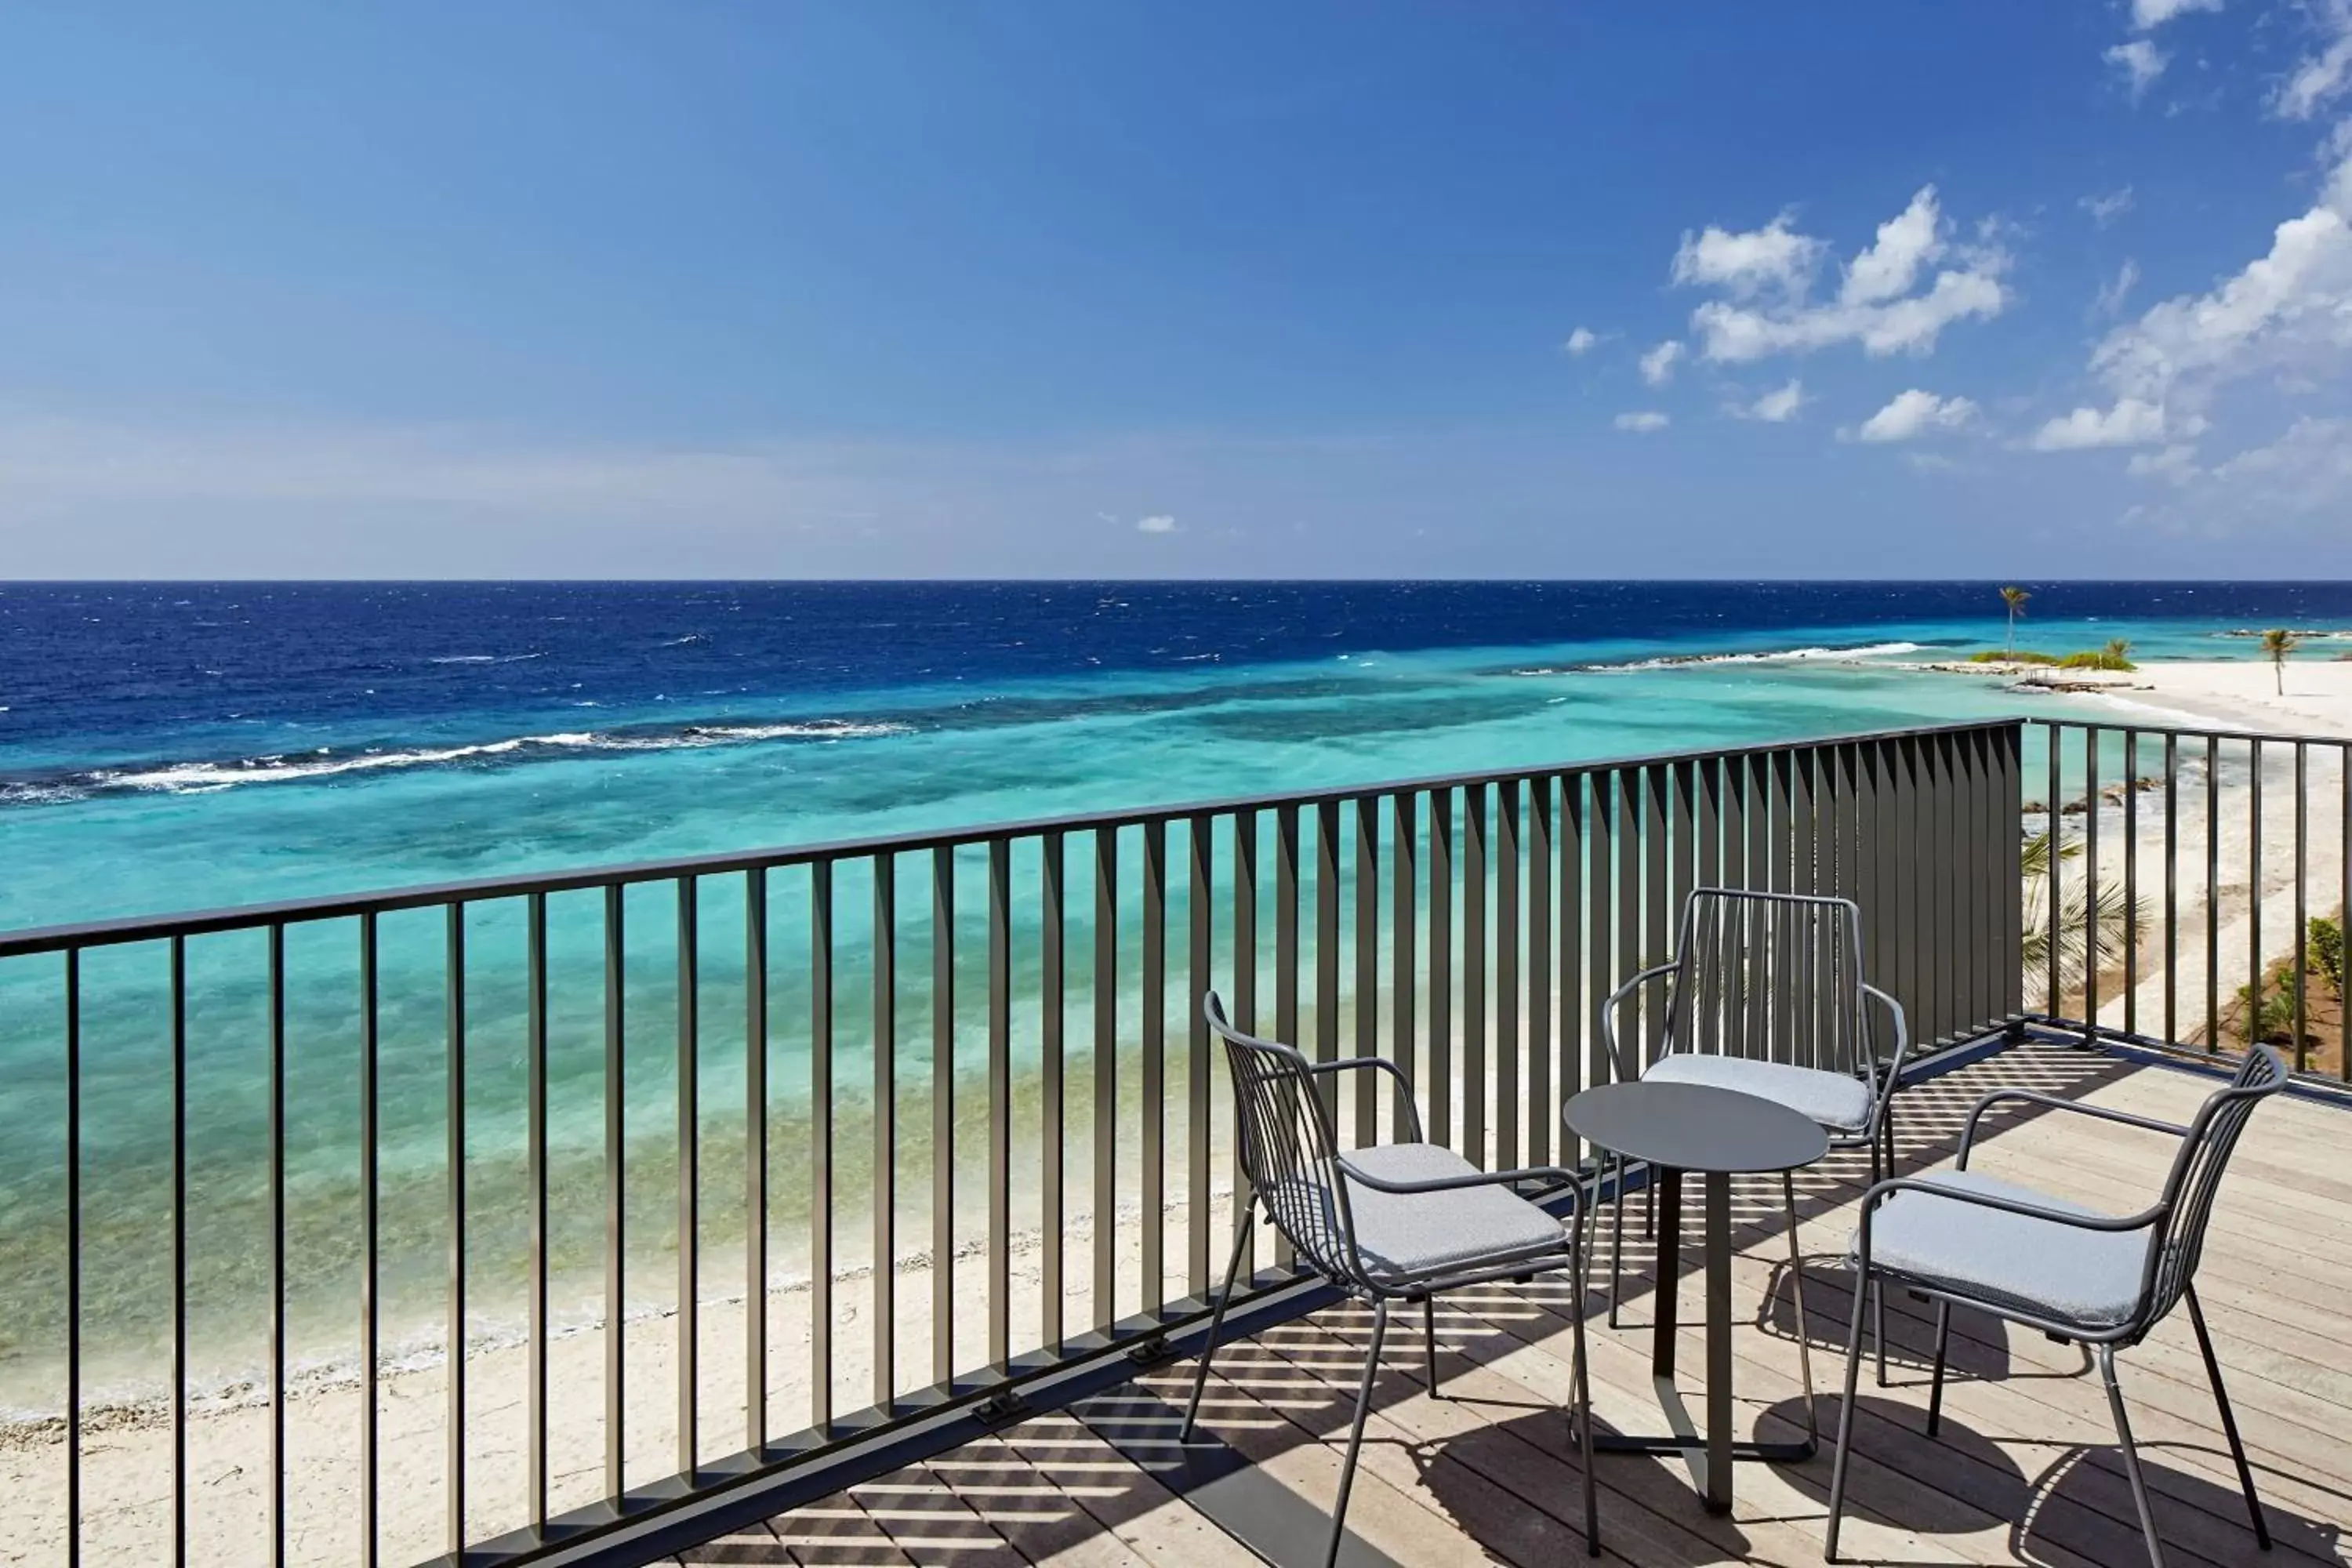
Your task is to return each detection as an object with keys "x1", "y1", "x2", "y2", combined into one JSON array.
[
  {"x1": 1657, "y1": 887, "x2": 1874, "y2": 1082},
  {"x1": 2140, "y1": 1045, "x2": 2289, "y2": 1329},
  {"x1": 1203, "y1": 992, "x2": 1366, "y2": 1288}
]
